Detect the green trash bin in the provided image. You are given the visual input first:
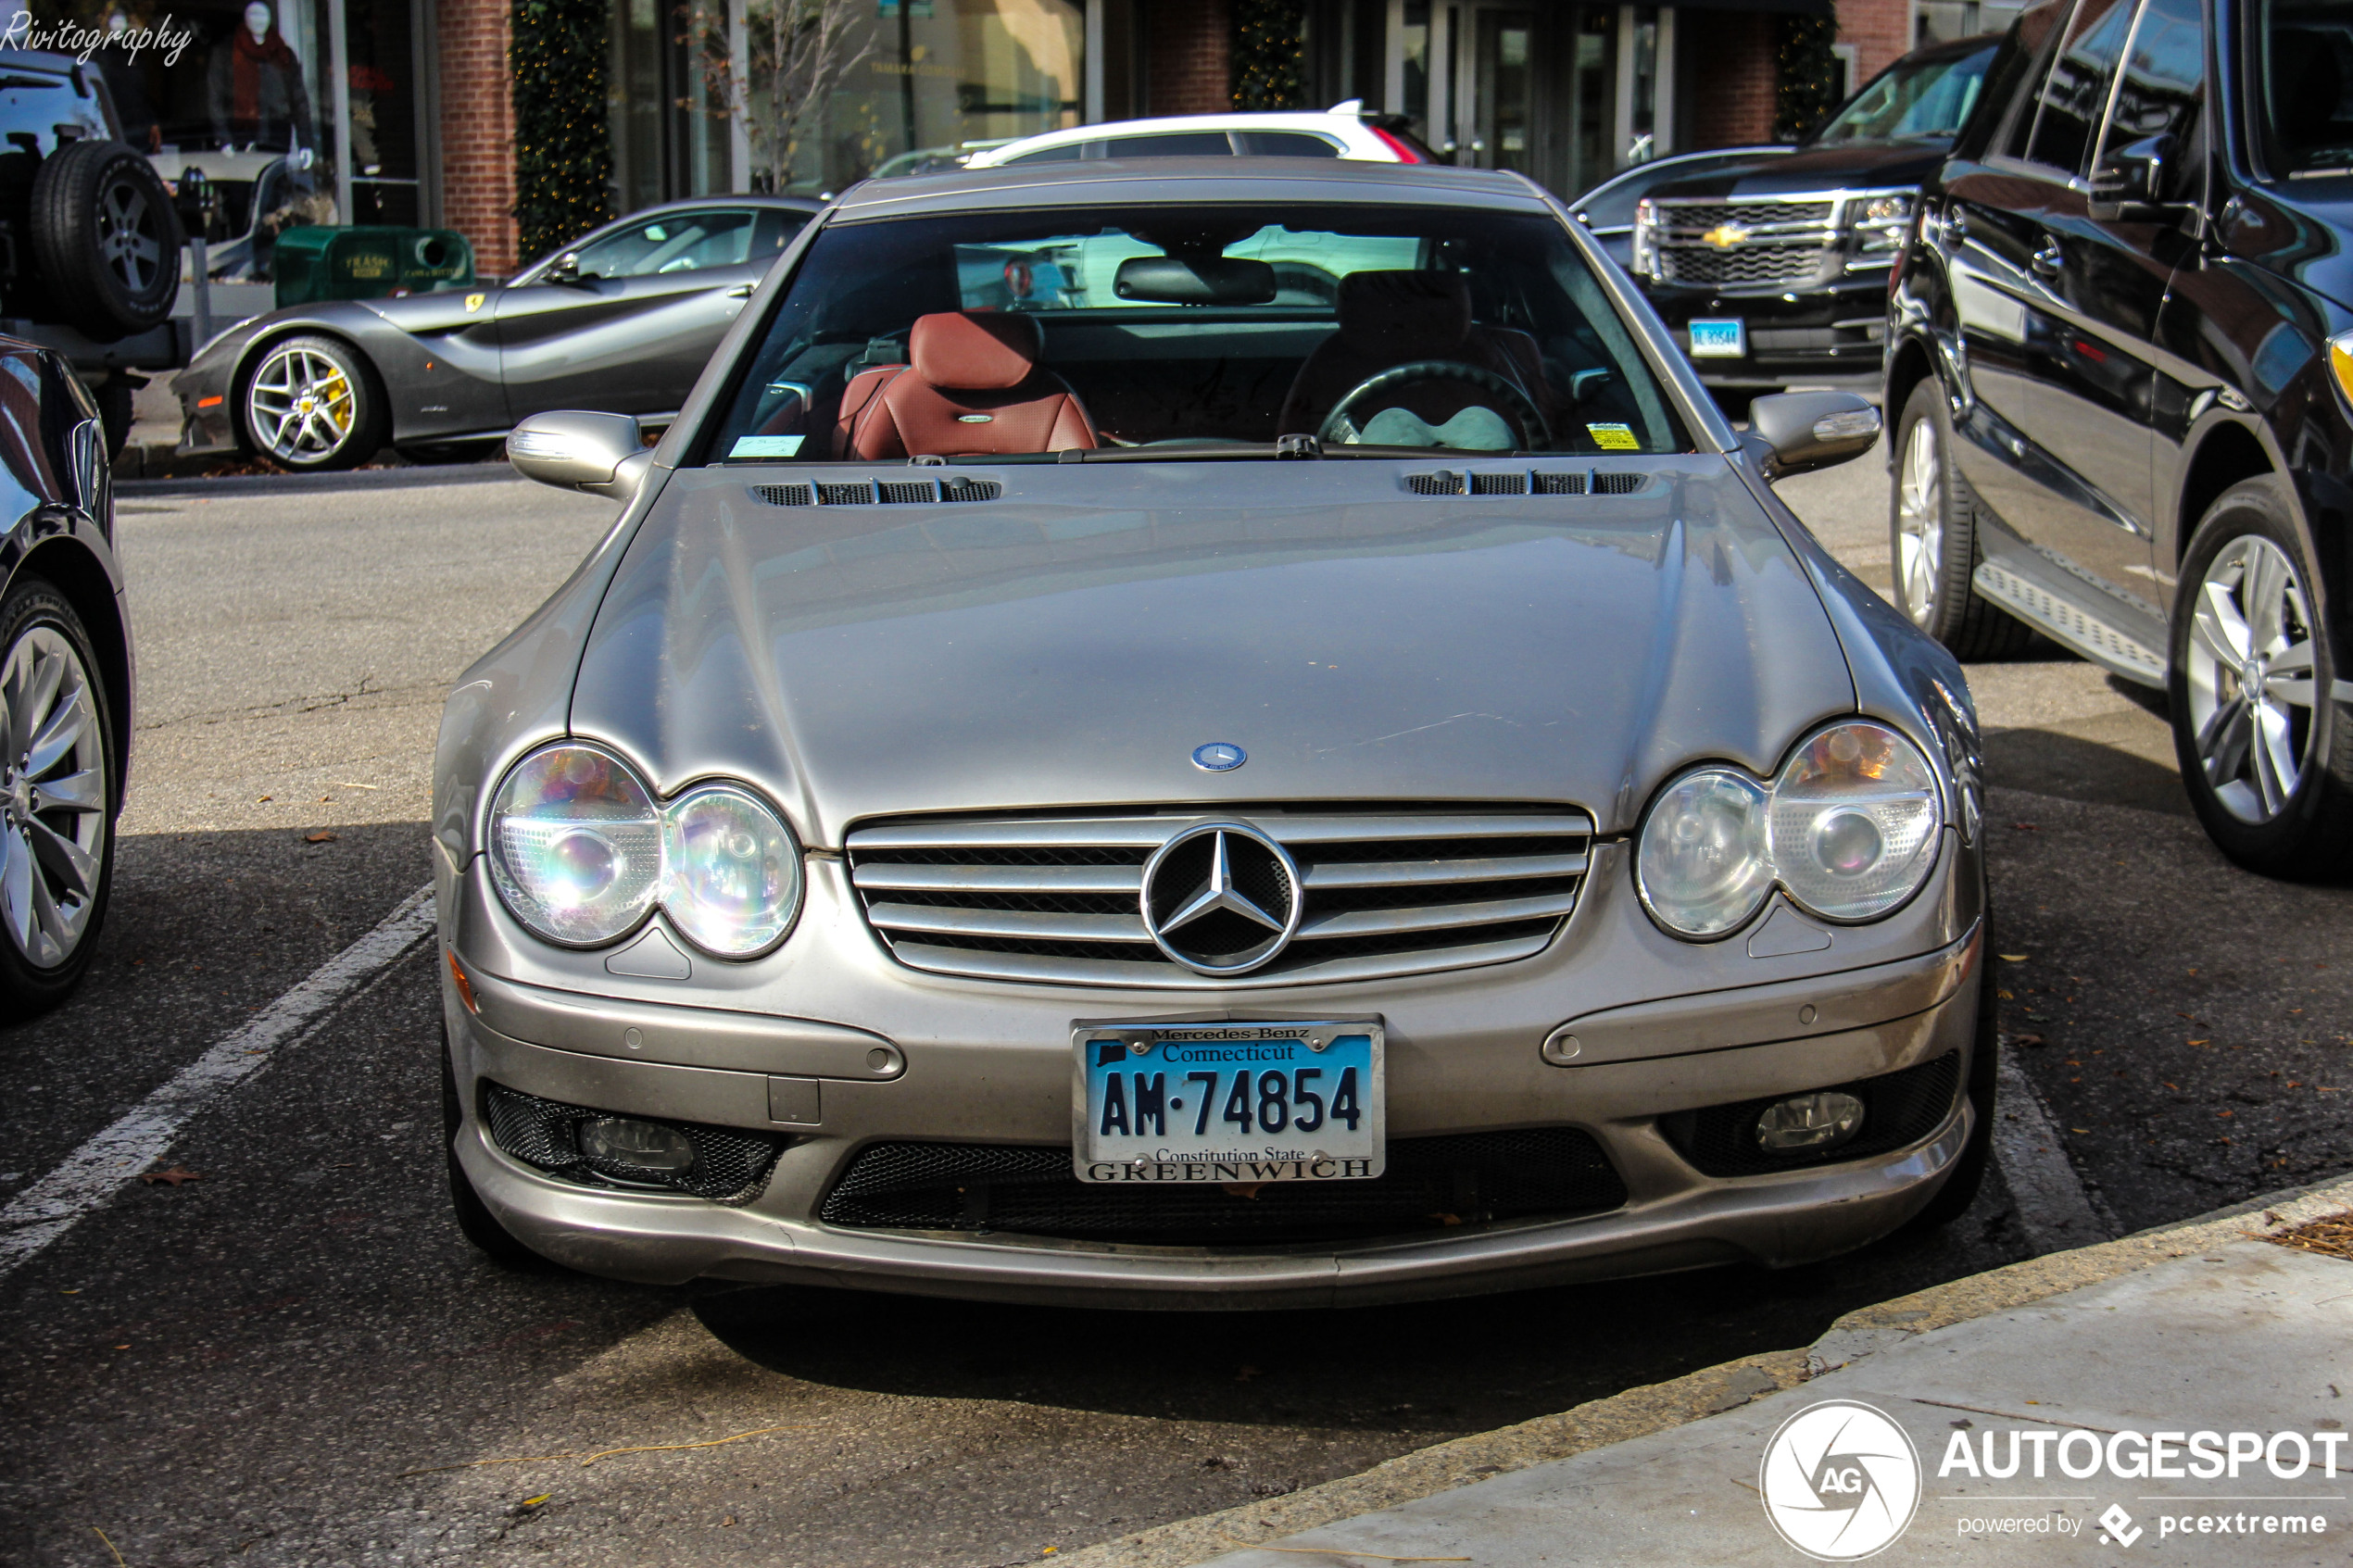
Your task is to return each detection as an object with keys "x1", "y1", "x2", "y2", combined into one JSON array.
[{"x1": 271, "y1": 226, "x2": 475, "y2": 308}]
